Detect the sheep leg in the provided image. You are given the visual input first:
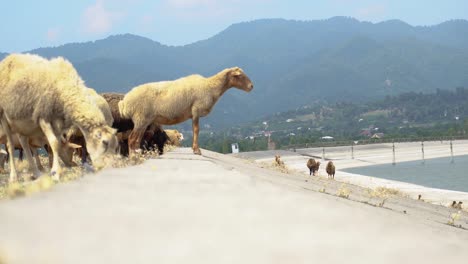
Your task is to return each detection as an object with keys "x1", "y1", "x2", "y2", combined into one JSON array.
[
  {"x1": 0, "y1": 149, "x2": 6, "y2": 174},
  {"x1": 32, "y1": 147, "x2": 45, "y2": 172},
  {"x1": 19, "y1": 148, "x2": 24, "y2": 161},
  {"x1": 44, "y1": 144, "x2": 53, "y2": 168},
  {"x1": 17, "y1": 136, "x2": 41, "y2": 179},
  {"x1": 1, "y1": 118, "x2": 18, "y2": 182},
  {"x1": 192, "y1": 116, "x2": 201, "y2": 155},
  {"x1": 128, "y1": 126, "x2": 146, "y2": 156},
  {"x1": 39, "y1": 119, "x2": 62, "y2": 181},
  {"x1": 81, "y1": 147, "x2": 88, "y2": 164}
]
